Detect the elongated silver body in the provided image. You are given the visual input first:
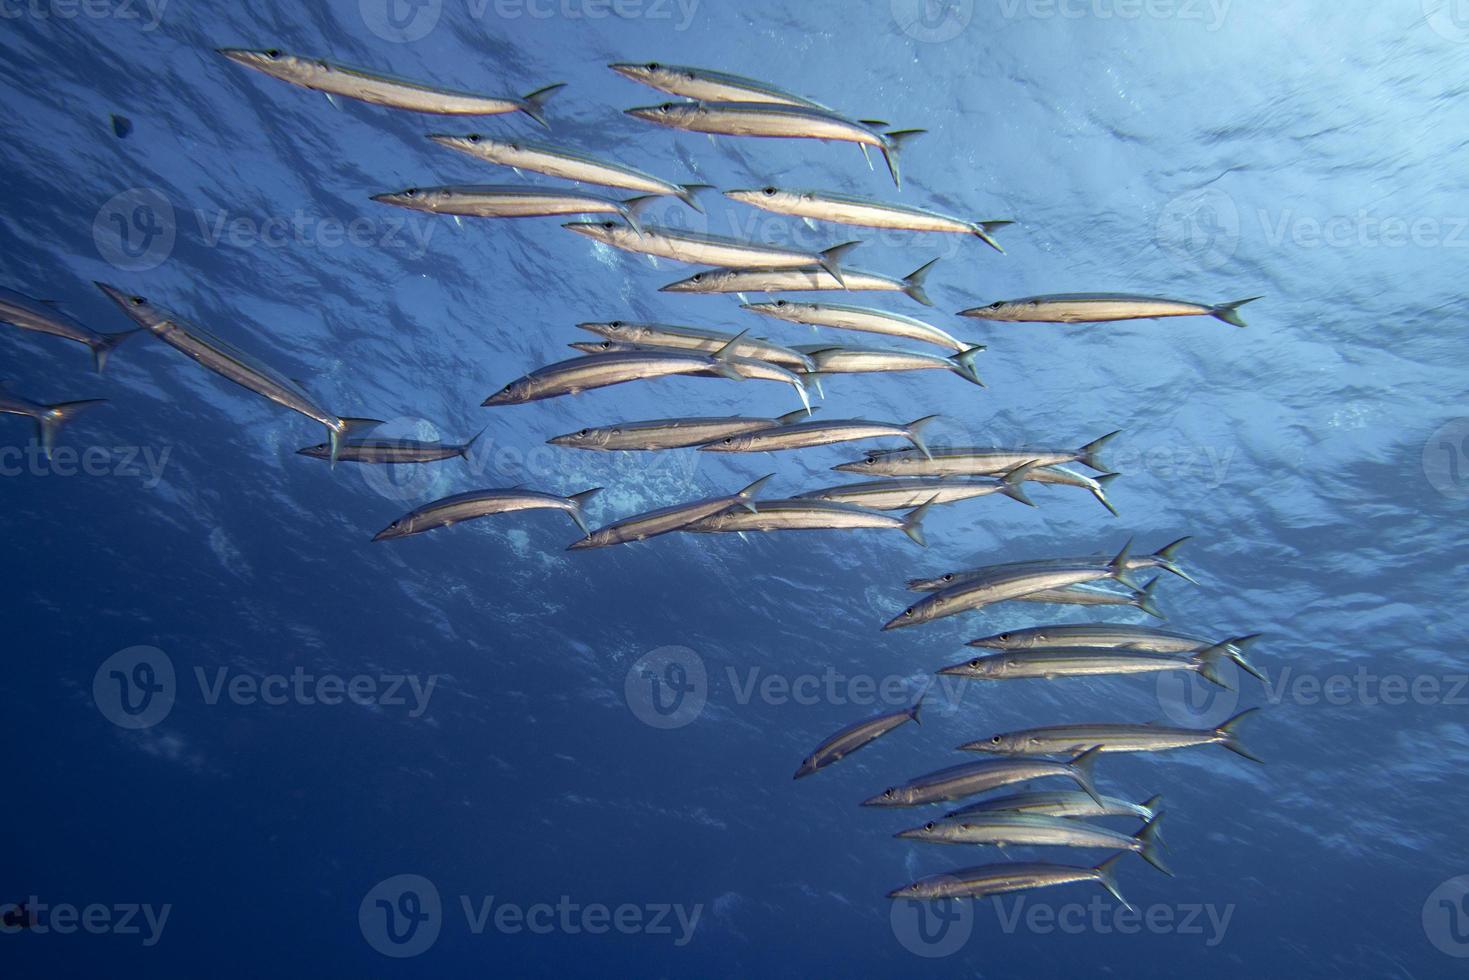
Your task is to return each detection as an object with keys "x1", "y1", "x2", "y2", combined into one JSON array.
[
  {"x1": 373, "y1": 487, "x2": 600, "y2": 540},
  {"x1": 937, "y1": 646, "x2": 1223, "y2": 684},
  {"x1": 218, "y1": 49, "x2": 563, "y2": 122},
  {"x1": 609, "y1": 63, "x2": 828, "y2": 107},
  {"x1": 946, "y1": 790, "x2": 1160, "y2": 822},
  {"x1": 483, "y1": 350, "x2": 740, "y2": 405},
  {"x1": 0, "y1": 287, "x2": 139, "y2": 372},
  {"x1": 661, "y1": 260, "x2": 937, "y2": 307},
  {"x1": 372, "y1": 185, "x2": 644, "y2": 220},
  {"x1": 577, "y1": 321, "x2": 812, "y2": 370},
  {"x1": 863, "y1": 751, "x2": 1100, "y2": 808},
  {"x1": 795, "y1": 476, "x2": 1028, "y2": 510},
  {"x1": 570, "y1": 474, "x2": 774, "y2": 550},
  {"x1": 428, "y1": 135, "x2": 703, "y2": 205},
  {"x1": 799, "y1": 345, "x2": 984, "y2": 387},
  {"x1": 96, "y1": 283, "x2": 379, "y2": 461},
  {"x1": 297, "y1": 436, "x2": 474, "y2": 464},
  {"x1": 1011, "y1": 581, "x2": 1162, "y2": 617},
  {"x1": 960, "y1": 293, "x2": 1260, "y2": 327},
  {"x1": 554, "y1": 349, "x2": 816, "y2": 410},
  {"x1": 0, "y1": 384, "x2": 105, "y2": 457},
  {"x1": 896, "y1": 813, "x2": 1150, "y2": 852},
  {"x1": 565, "y1": 220, "x2": 856, "y2": 272},
  {"x1": 888, "y1": 858, "x2": 1128, "y2": 904},
  {"x1": 742, "y1": 300, "x2": 967, "y2": 351},
  {"x1": 905, "y1": 539, "x2": 1188, "y2": 592},
  {"x1": 794, "y1": 701, "x2": 921, "y2": 778},
  {"x1": 970, "y1": 624, "x2": 1230, "y2": 652},
  {"x1": 963, "y1": 708, "x2": 1261, "y2": 762},
  {"x1": 682, "y1": 498, "x2": 917, "y2": 537},
  {"x1": 549, "y1": 410, "x2": 810, "y2": 451},
  {"x1": 836, "y1": 430, "x2": 1118, "y2": 477},
  {"x1": 885, "y1": 562, "x2": 1133, "y2": 630},
  {"x1": 726, "y1": 187, "x2": 1010, "y2": 252},
  {"x1": 698, "y1": 416, "x2": 932, "y2": 454}
]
